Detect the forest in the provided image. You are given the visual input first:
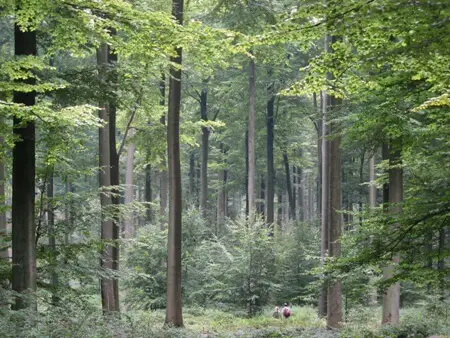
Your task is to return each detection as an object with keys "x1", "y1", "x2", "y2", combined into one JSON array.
[{"x1": 0, "y1": 0, "x2": 449, "y2": 337}]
